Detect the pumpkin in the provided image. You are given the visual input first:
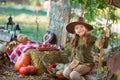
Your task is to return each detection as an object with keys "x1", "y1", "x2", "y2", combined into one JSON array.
[
  {"x1": 28, "y1": 65, "x2": 37, "y2": 74},
  {"x1": 19, "y1": 66, "x2": 28, "y2": 75},
  {"x1": 17, "y1": 34, "x2": 29, "y2": 43},
  {"x1": 14, "y1": 53, "x2": 30, "y2": 71},
  {"x1": 19, "y1": 65, "x2": 37, "y2": 75}
]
